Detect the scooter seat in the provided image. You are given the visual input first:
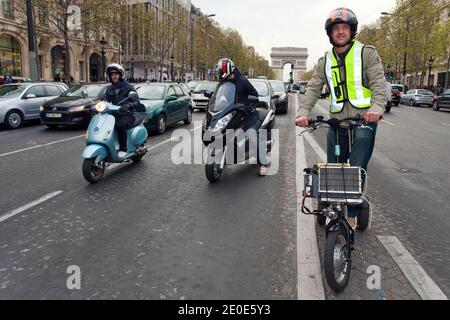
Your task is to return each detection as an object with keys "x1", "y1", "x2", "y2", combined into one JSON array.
[{"x1": 256, "y1": 108, "x2": 270, "y2": 121}]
